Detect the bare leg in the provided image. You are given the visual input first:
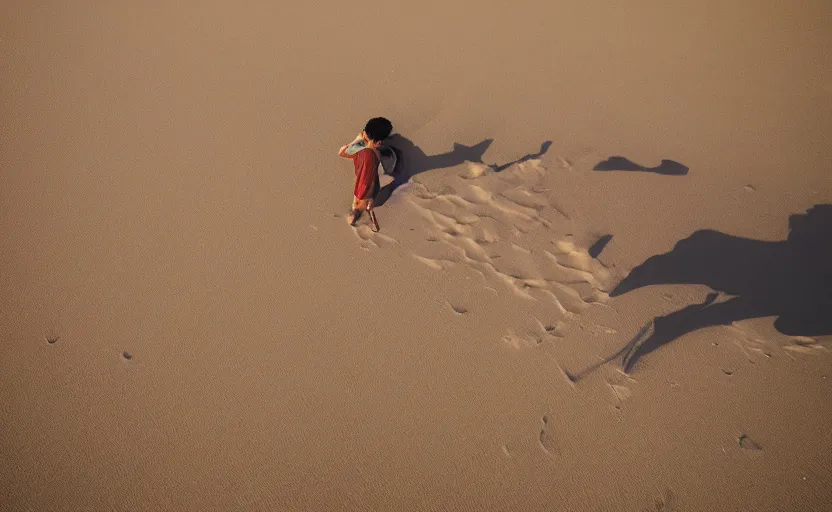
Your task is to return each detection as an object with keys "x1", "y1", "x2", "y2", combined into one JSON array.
[
  {"x1": 367, "y1": 199, "x2": 380, "y2": 232},
  {"x1": 347, "y1": 196, "x2": 366, "y2": 226}
]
